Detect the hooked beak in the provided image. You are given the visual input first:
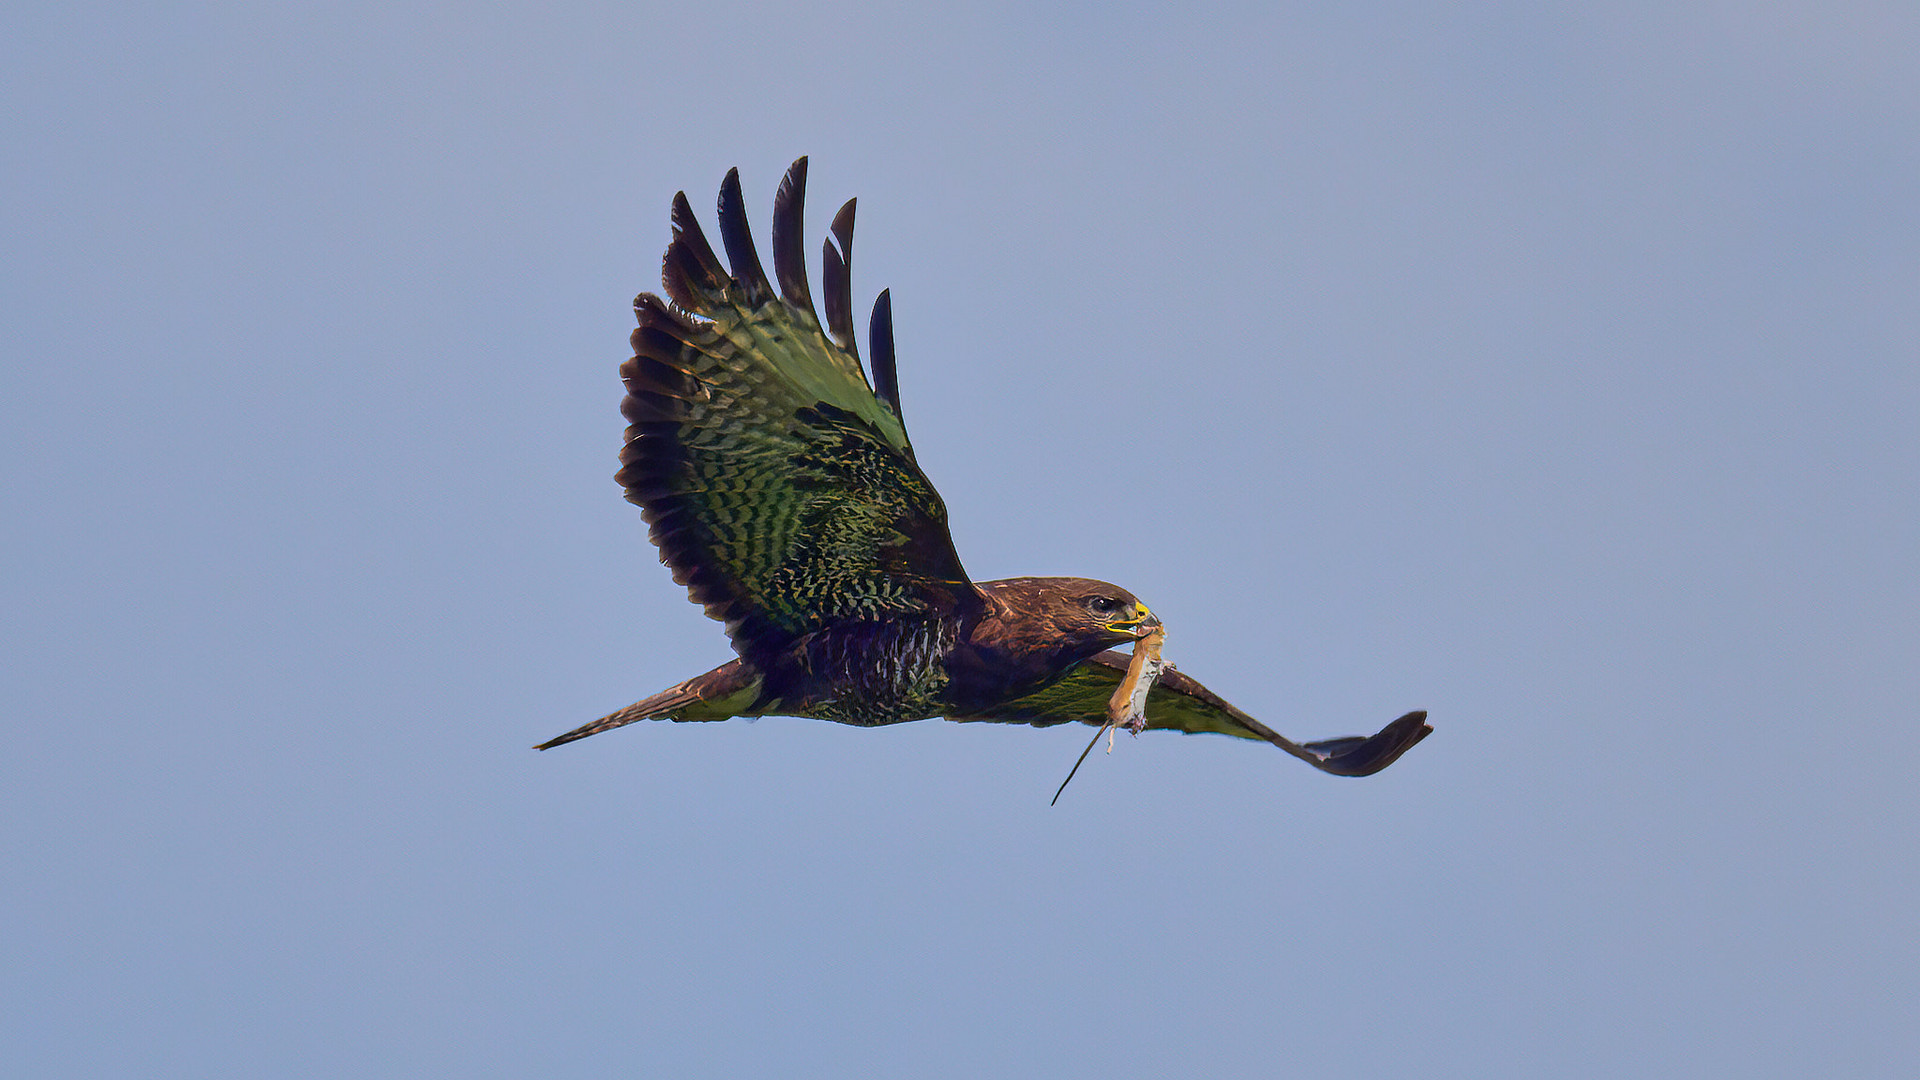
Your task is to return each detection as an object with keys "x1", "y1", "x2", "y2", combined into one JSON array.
[{"x1": 1106, "y1": 603, "x2": 1160, "y2": 637}]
